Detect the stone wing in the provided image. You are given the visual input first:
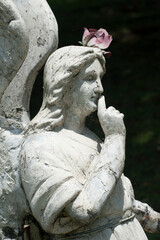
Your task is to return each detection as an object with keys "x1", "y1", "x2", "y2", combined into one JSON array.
[{"x1": 0, "y1": 0, "x2": 29, "y2": 99}]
